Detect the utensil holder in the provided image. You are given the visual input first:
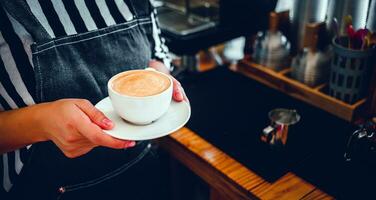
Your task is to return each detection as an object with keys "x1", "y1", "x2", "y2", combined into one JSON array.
[{"x1": 329, "y1": 37, "x2": 376, "y2": 104}]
